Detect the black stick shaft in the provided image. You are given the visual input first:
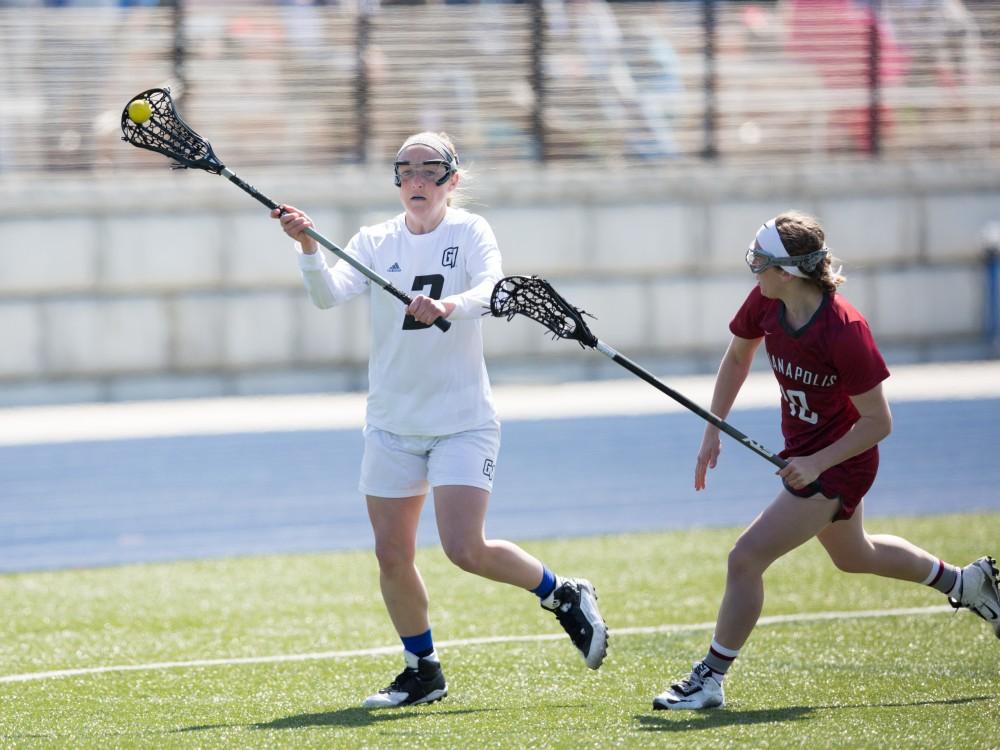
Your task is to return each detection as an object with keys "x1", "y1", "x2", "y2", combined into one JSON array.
[
  {"x1": 219, "y1": 167, "x2": 451, "y2": 332},
  {"x1": 594, "y1": 340, "x2": 784, "y2": 467},
  {"x1": 593, "y1": 339, "x2": 823, "y2": 494}
]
